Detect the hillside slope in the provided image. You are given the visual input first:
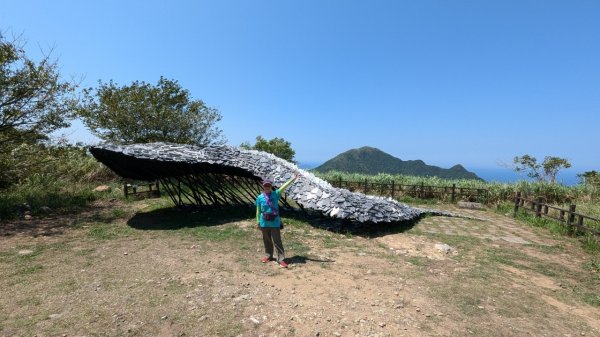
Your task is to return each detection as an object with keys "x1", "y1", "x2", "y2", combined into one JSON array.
[{"x1": 314, "y1": 146, "x2": 482, "y2": 180}]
